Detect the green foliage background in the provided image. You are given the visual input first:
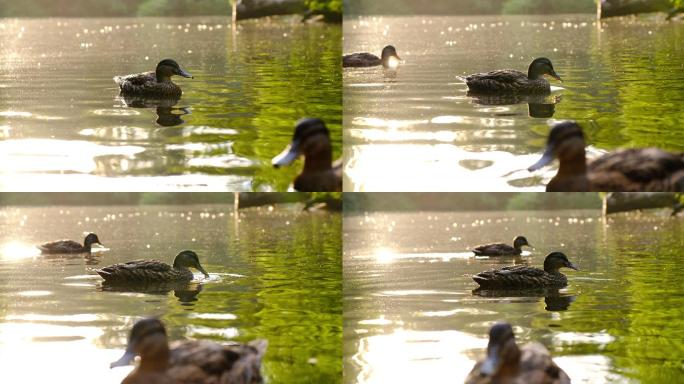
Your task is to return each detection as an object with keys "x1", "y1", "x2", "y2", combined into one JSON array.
[{"x1": 345, "y1": 0, "x2": 597, "y2": 15}]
